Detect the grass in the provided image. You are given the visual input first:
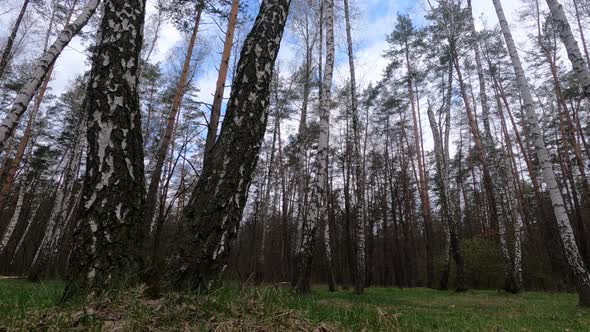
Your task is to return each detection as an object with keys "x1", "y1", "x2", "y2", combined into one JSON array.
[
  {"x1": 0, "y1": 279, "x2": 589, "y2": 331},
  {"x1": 0, "y1": 279, "x2": 63, "y2": 324}
]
